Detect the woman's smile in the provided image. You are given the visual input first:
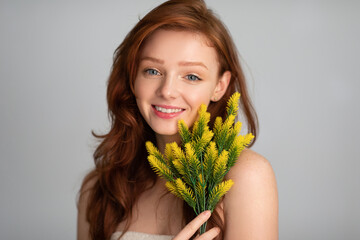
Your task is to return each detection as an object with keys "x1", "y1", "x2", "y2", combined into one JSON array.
[{"x1": 152, "y1": 105, "x2": 185, "y2": 119}]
